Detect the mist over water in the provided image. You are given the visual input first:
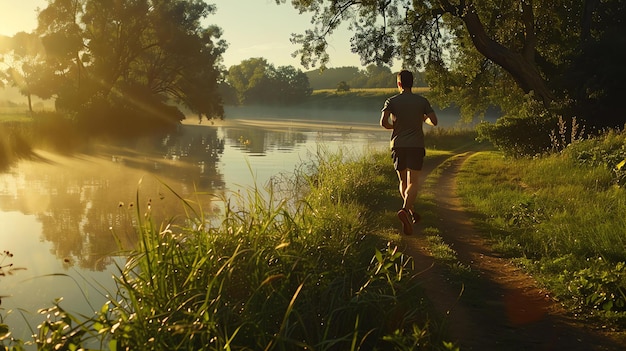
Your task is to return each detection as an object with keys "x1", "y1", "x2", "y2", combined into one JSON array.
[
  {"x1": 0, "y1": 111, "x2": 397, "y2": 340},
  {"x1": 0, "y1": 103, "x2": 478, "y2": 342}
]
